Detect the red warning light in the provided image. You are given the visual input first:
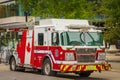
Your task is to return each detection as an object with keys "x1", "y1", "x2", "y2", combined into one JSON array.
[{"x1": 48, "y1": 28, "x2": 51, "y2": 31}]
